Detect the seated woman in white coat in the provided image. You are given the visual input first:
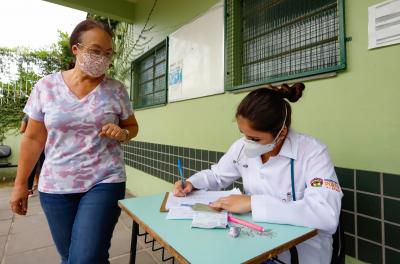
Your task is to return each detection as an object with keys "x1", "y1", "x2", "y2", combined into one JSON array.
[{"x1": 173, "y1": 83, "x2": 343, "y2": 264}]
